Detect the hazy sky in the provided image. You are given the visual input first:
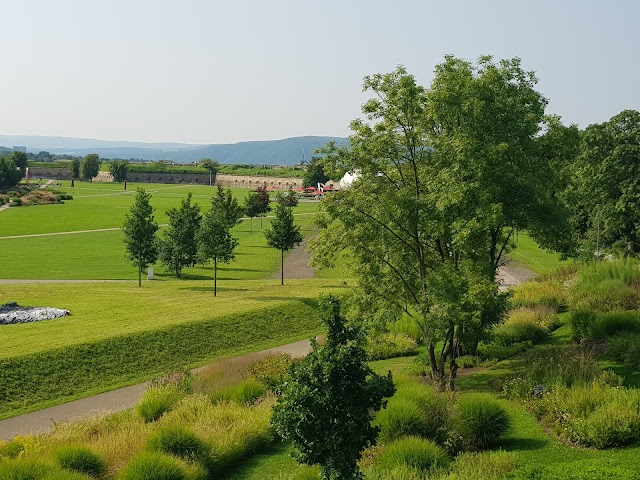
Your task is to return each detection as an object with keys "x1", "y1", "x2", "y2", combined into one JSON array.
[{"x1": 1, "y1": 0, "x2": 638, "y2": 144}]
